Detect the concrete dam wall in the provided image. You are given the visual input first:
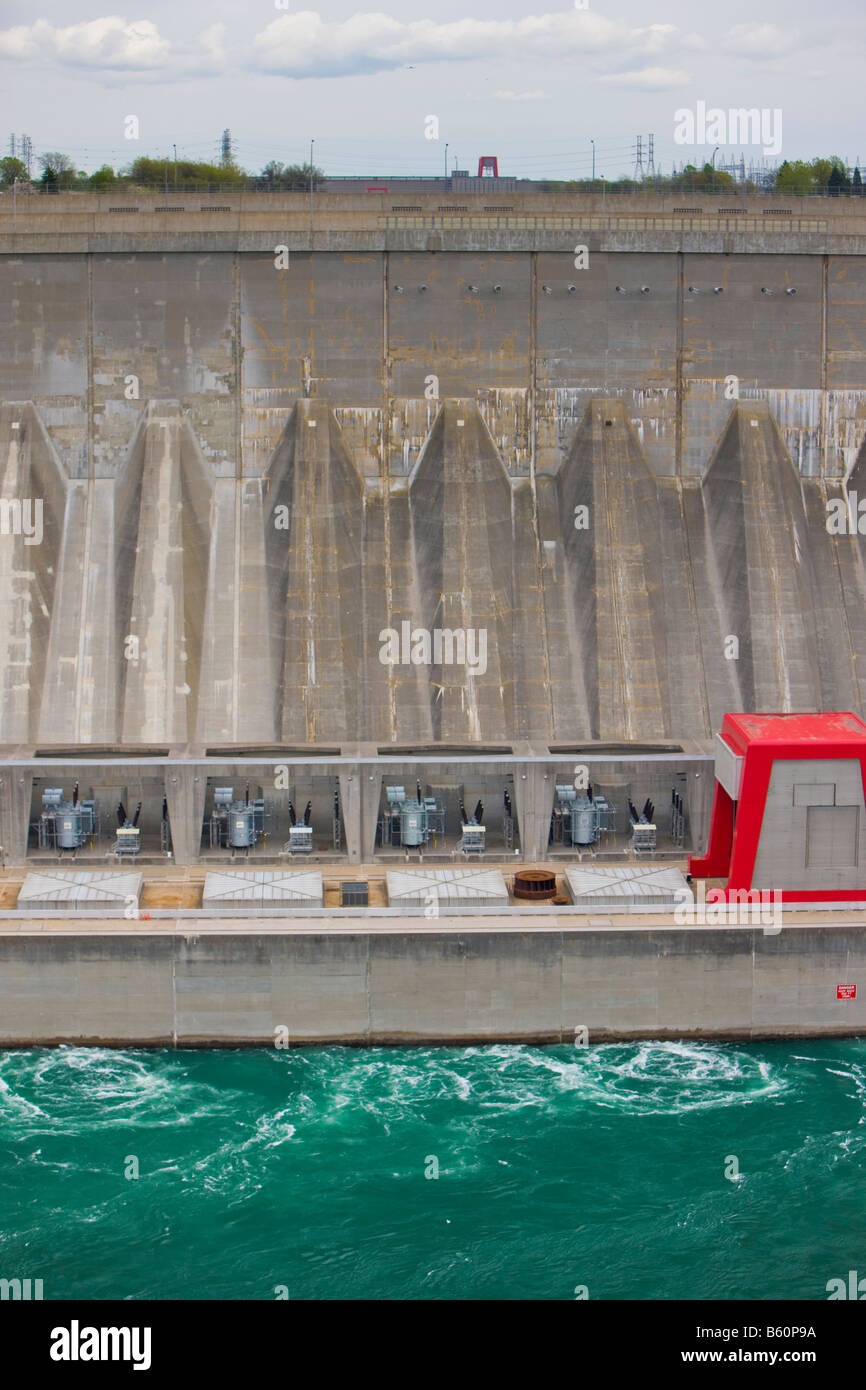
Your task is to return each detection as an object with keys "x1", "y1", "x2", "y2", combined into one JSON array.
[
  {"x1": 2, "y1": 192, "x2": 866, "y2": 1047},
  {"x1": 0, "y1": 920, "x2": 863, "y2": 1046},
  {"x1": 3, "y1": 191, "x2": 866, "y2": 752}
]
